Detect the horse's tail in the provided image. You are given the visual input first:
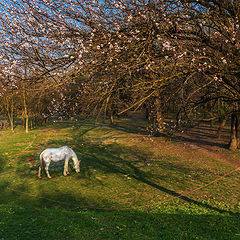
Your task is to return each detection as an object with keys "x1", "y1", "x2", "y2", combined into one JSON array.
[
  {"x1": 38, "y1": 153, "x2": 45, "y2": 178},
  {"x1": 40, "y1": 153, "x2": 45, "y2": 171}
]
